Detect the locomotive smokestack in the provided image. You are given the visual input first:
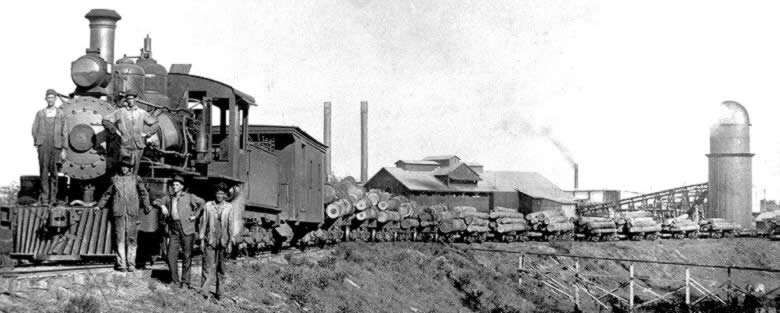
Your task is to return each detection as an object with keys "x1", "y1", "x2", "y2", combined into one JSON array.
[
  {"x1": 360, "y1": 101, "x2": 368, "y2": 183},
  {"x1": 85, "y1": 9, "x2": 121, "y2": 64},
  {"x1": 324, "y1": 102, "x2": 332, "y2": 181}
]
